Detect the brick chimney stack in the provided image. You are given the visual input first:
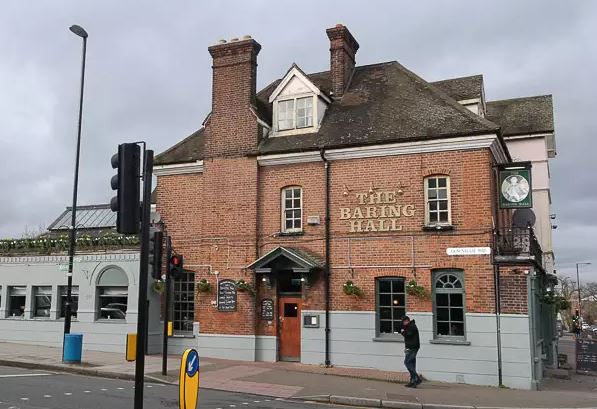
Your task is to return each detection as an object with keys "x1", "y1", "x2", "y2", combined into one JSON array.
[
  {"x1": 206, "y1": 37, "x2": 261, "y2": 157},
  {"x1": 326, "y1": 24, "x2": 360, "y2": 98}
]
